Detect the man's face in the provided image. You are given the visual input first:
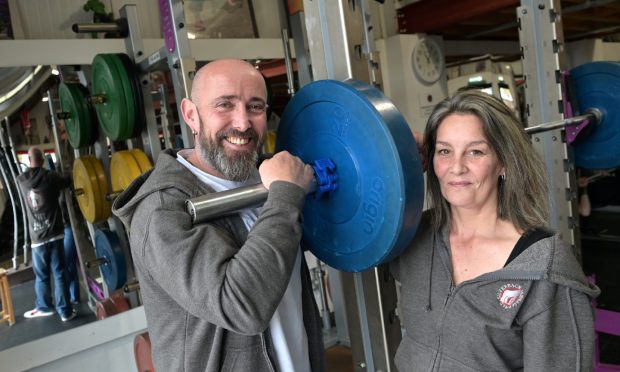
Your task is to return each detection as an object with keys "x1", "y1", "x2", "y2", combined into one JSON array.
[{"x1": 194, "y1": 71, "x2": 267, "y2": 181}]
